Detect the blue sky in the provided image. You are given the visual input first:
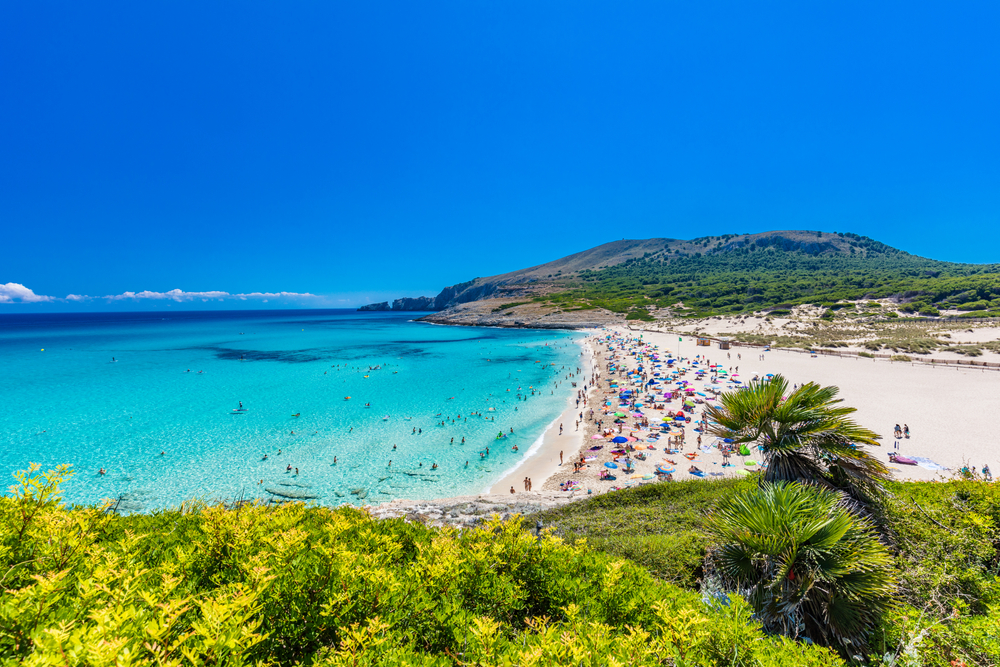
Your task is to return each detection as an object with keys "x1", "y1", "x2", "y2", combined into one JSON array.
[{"x1": 2, "y1": 1, "x2": 999, "y2": 310}]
